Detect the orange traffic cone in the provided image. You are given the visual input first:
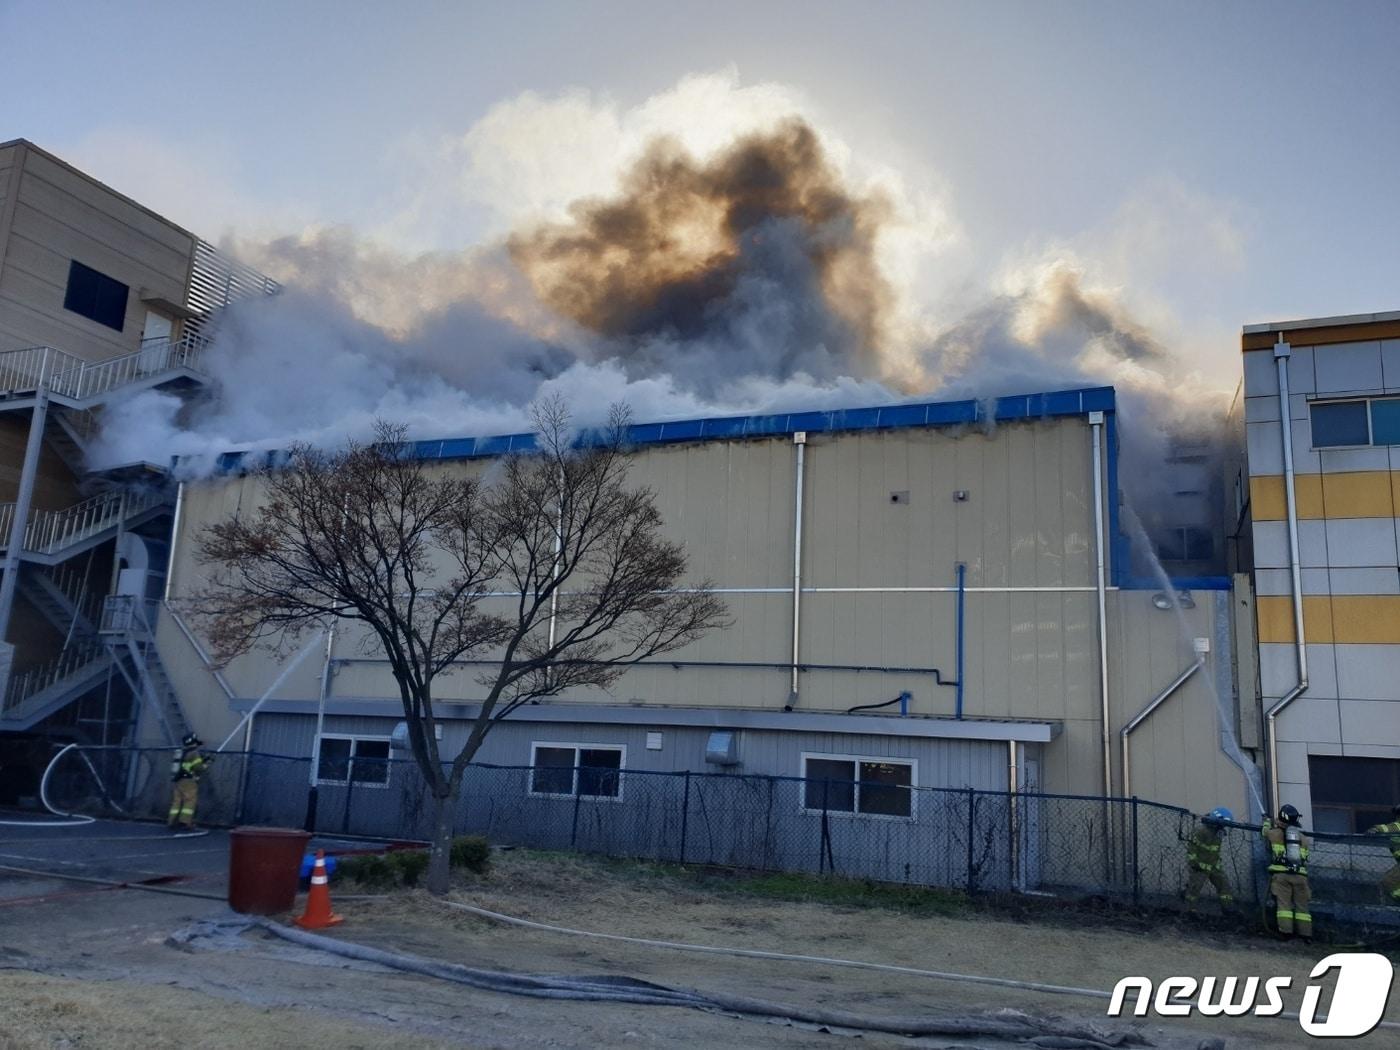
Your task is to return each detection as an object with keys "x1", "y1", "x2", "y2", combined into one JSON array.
[{"x1": 295, "y1": 850, "x2": 343, "y2": 929}]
